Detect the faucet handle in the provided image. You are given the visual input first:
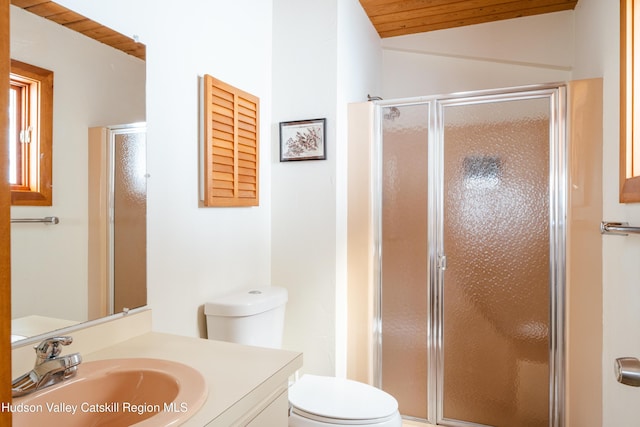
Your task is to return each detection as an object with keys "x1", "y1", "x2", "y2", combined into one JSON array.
[{"x1": 34, "y1": 336, "x2": 73, "y2": 359}]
